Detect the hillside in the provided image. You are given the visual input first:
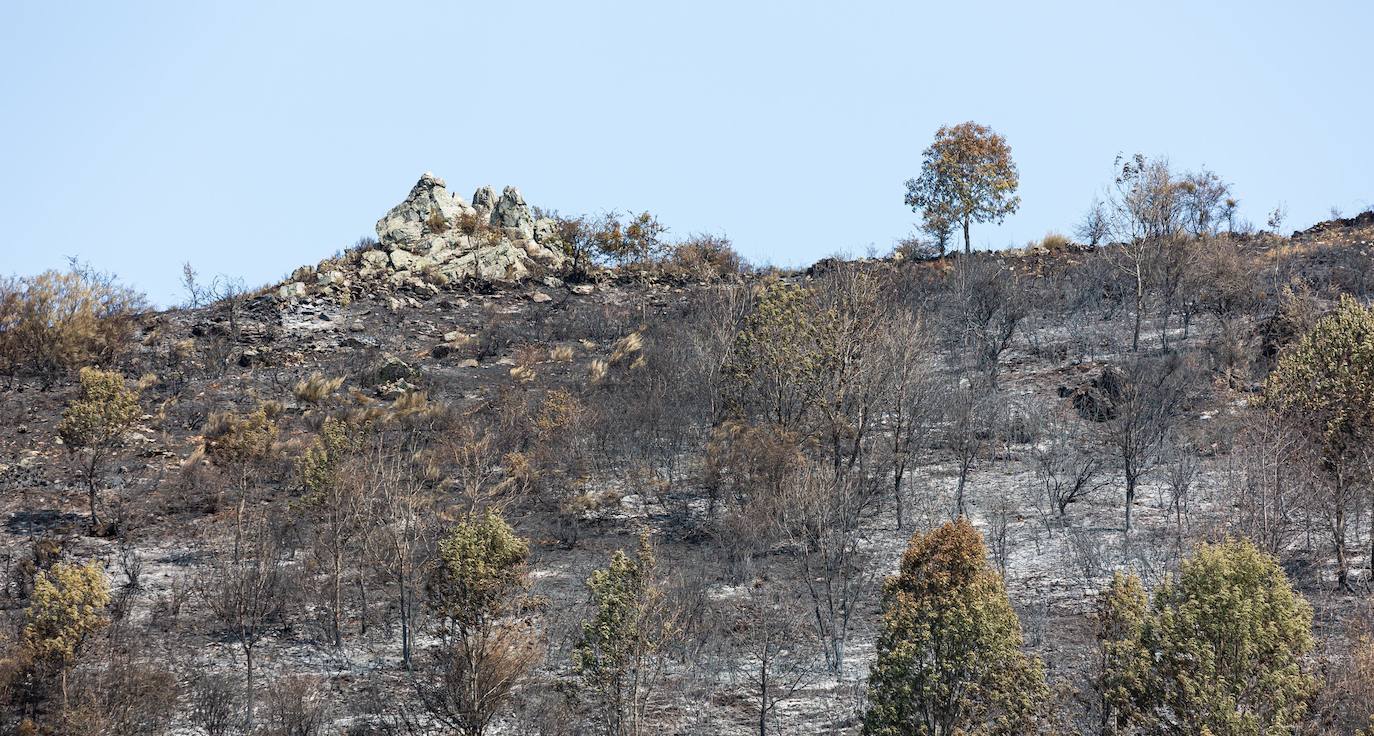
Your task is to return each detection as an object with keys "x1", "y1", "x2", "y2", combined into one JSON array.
[{"x1": 3, "y1": 172, "x2": 1374, "y2": 735}]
